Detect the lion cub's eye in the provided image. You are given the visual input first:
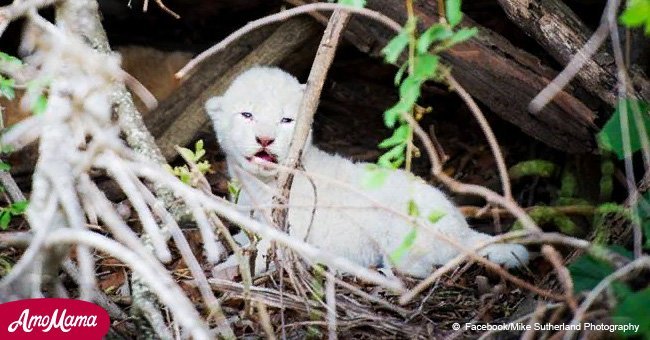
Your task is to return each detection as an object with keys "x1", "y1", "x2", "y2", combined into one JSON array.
[
  {"x1": 280, "y1": 117, "x2": 294, "y2": 124},
  {"x1": 240, "y1": 112, "x2": 253, "y2": 119}
]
